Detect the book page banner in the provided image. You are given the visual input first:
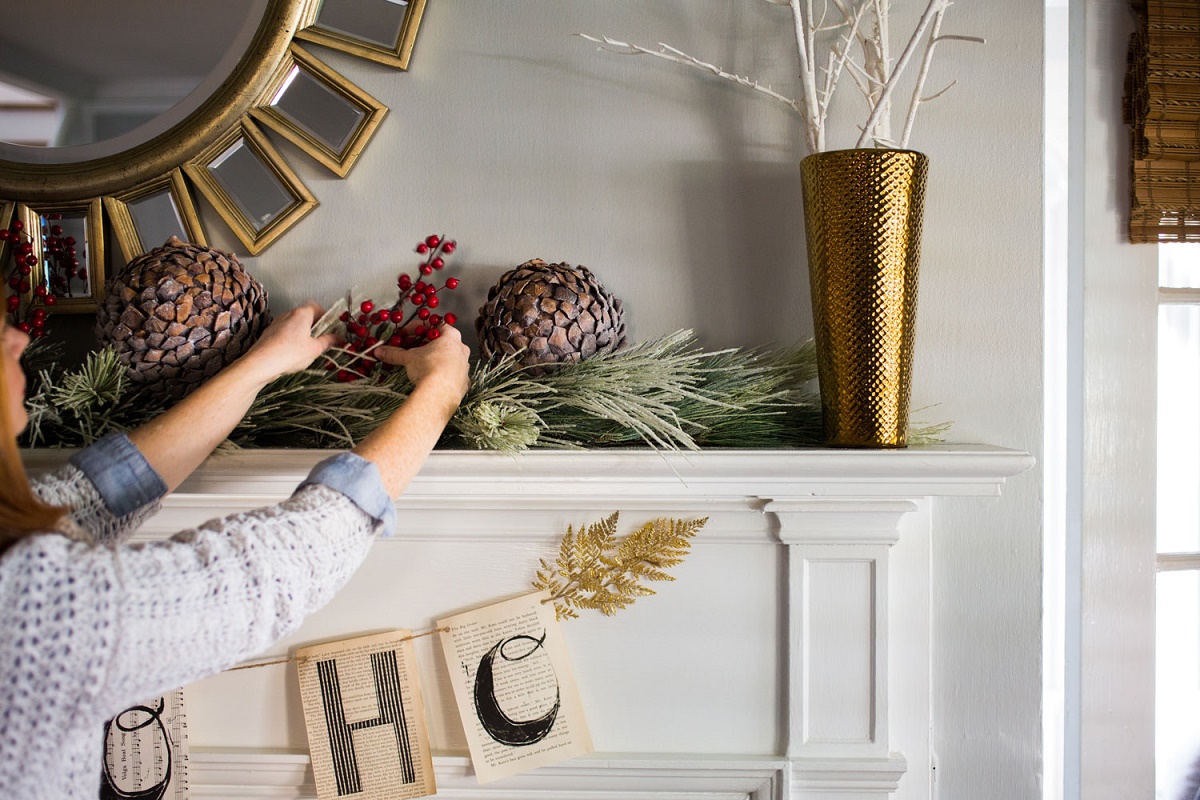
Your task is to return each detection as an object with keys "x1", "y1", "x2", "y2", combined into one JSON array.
[
  {"x1": 438, "y1": 591, "x2": 593, "y2": 783},
  {"x1": 296, "y1": 630, "x2": 436, "y2": 800}
]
